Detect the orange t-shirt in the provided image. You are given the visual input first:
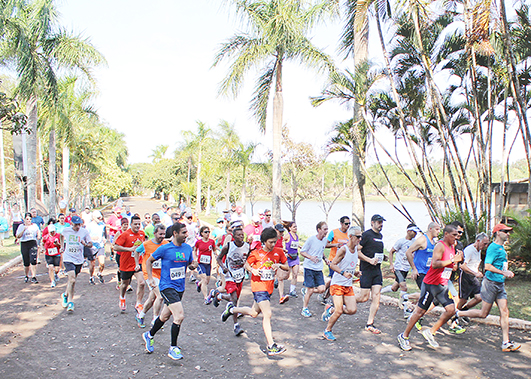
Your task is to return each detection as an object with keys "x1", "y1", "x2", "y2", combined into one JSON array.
[
  {"x1": 141, "y1": 239, "x2": 168, "y2": 280},
  {"x1": 115, "y1": 228, "x2": 146, "y2": 272},
  {"x1": 328, "y1": 228, "x2": 349, "y2": 261},
  {"x1": 247, "y1": 247, "x2": 287, "y2": 294}
]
